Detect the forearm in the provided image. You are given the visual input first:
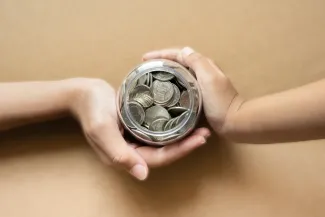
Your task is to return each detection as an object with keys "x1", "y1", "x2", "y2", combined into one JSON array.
[
  {"x1": 222, "y1": 79, "x2": 325, "y2": 143},
  {"x1": 0, "y1": 79, "x2": 81, "y2": 131}
]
